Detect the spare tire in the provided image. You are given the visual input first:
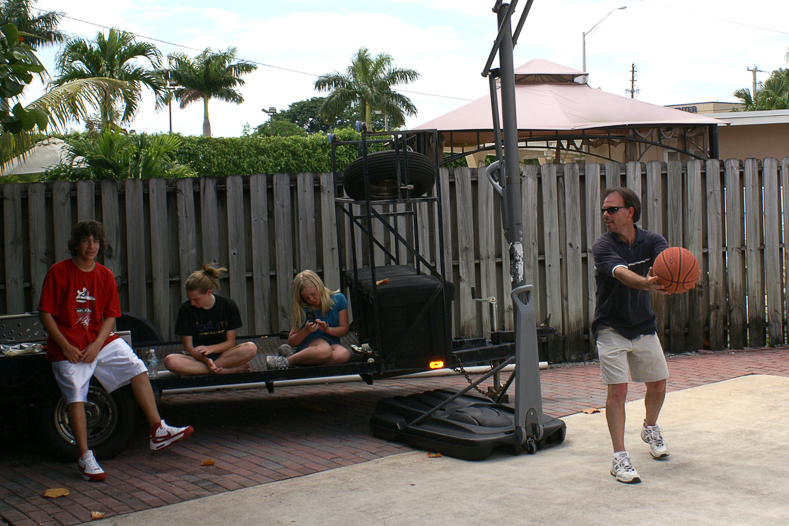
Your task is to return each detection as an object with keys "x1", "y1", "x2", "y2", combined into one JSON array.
[{"x1": 343, "y1": 150, "x2": 436, "y2": 200}]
